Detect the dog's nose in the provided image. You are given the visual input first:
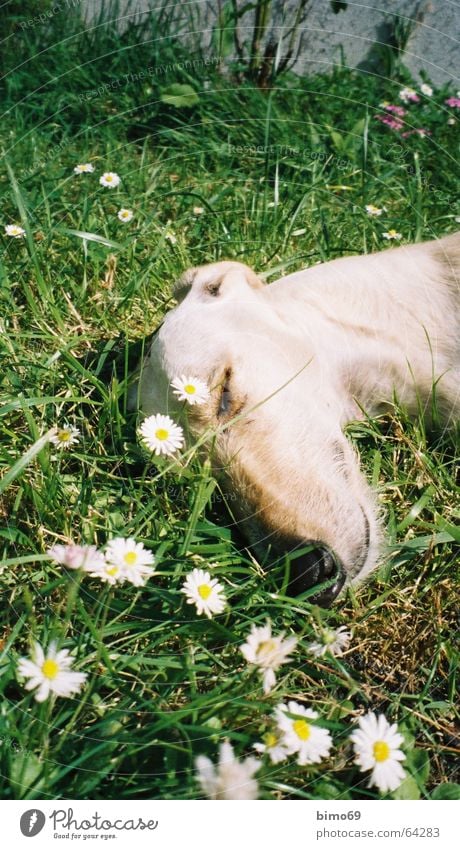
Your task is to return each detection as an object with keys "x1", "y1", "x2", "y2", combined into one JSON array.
[{"x1": 284, "y1": 541, "x2": 346, "y2": 606}]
